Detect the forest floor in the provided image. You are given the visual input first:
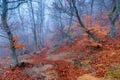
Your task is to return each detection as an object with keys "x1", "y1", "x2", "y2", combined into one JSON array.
[{"x1": 0, "y1": 35, "x2": 120, "y2": 80}]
